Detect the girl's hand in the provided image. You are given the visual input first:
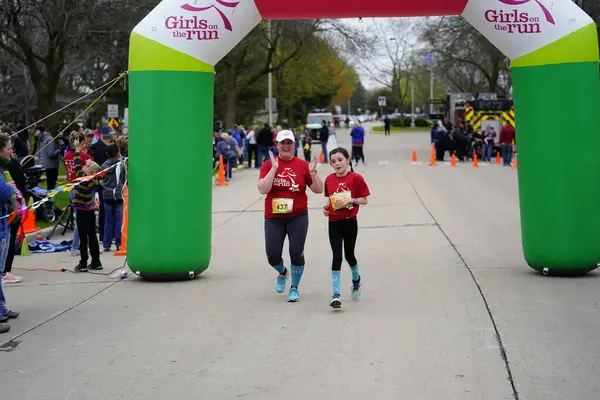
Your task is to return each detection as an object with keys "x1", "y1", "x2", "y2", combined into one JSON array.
[
  {"x1": 334, "y1": 198, "x2": 349, "y2": 208},
  {"x1": 323, "y1": 205, "x2": 330, "y2": 217}
]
